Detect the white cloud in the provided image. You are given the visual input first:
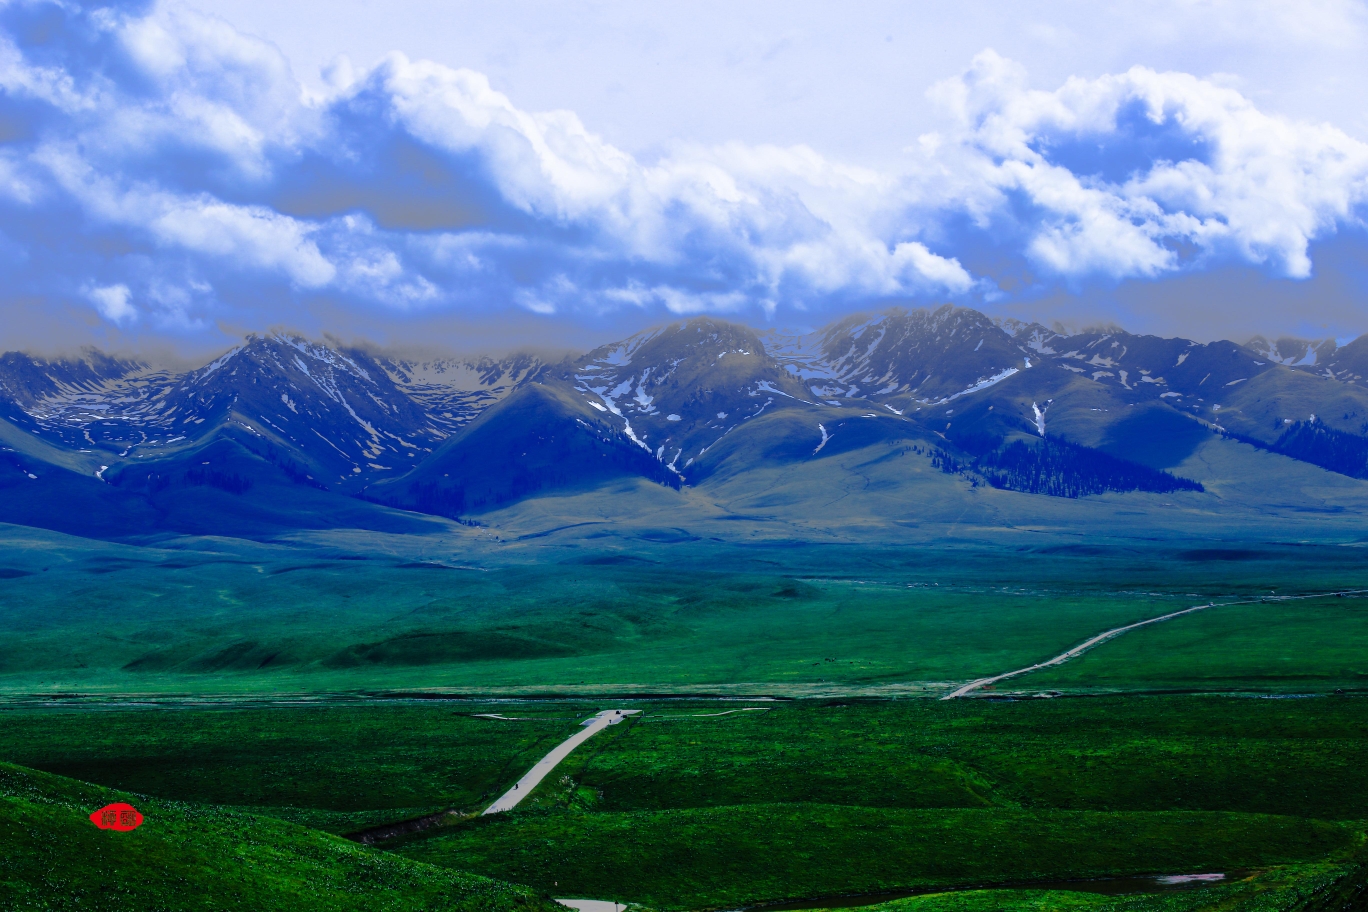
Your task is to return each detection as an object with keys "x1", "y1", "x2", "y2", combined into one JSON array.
[
  {"x1": 87, "y1": 283, "x2": 136, "y2": 323},
  {"x1": 1, "y1": 2, "x2": 1367, "y2": 342},
  {"x1": 654, "y1": 287, "x2": 749, "y2": 315},
  {"x1": 208, "y1": 0, "x2": 1368, "y2": 169},
  {"x1": 378, "y1": 55, "x2": 638, "y2": 221},
  {"x1": 924, "y1": 50, "x2": 1368, "y2": 279},
  {"x1": 891, "y1": 241, "x2": 975, "y2": 292},
  {"x1": 150, "y1": 198, "x2": 336, "y2": 287}
]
